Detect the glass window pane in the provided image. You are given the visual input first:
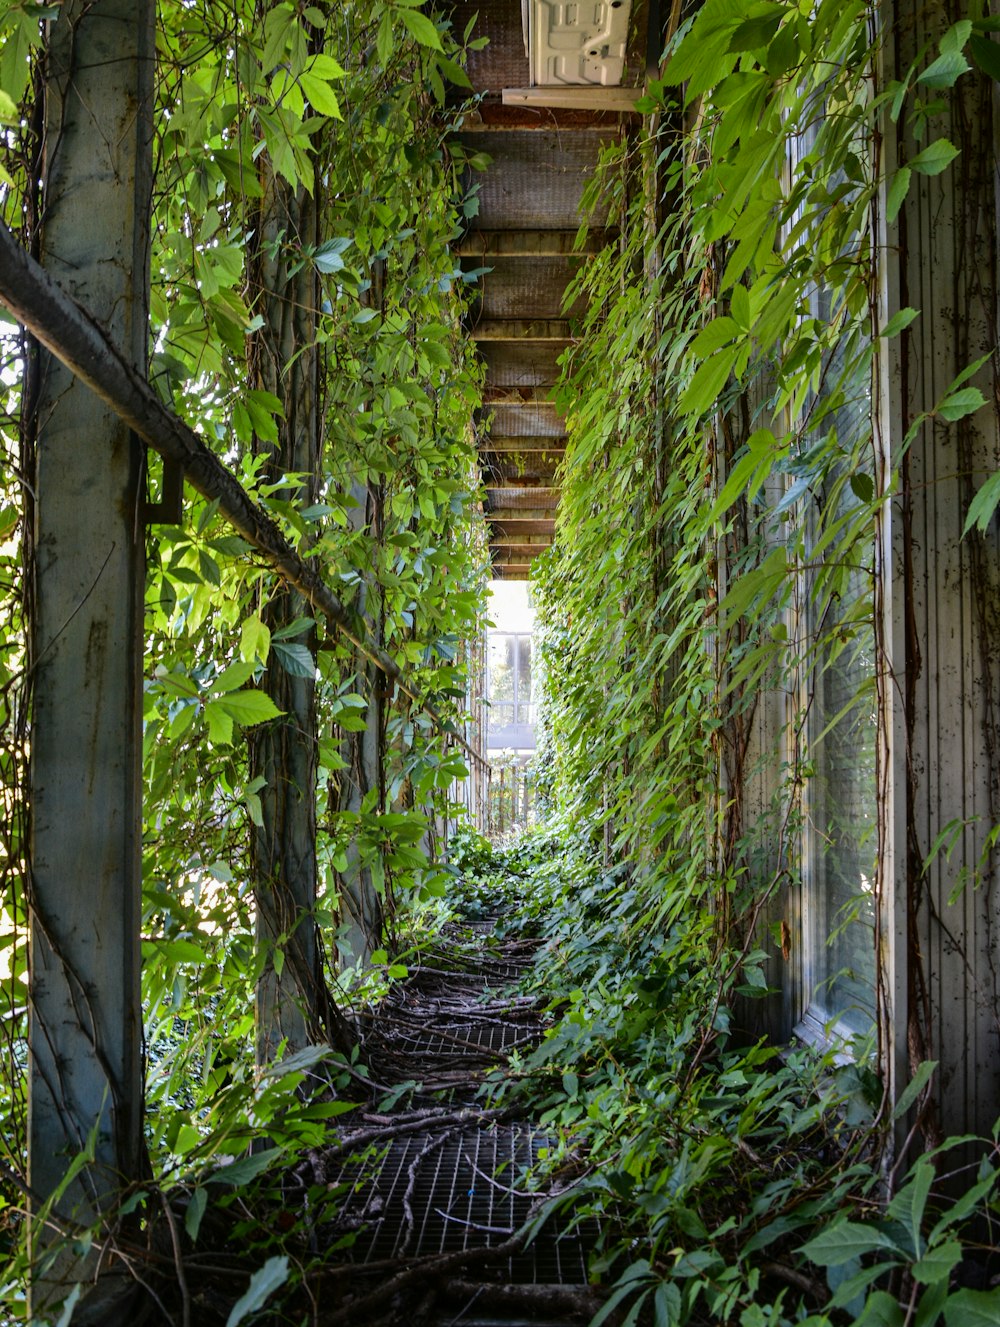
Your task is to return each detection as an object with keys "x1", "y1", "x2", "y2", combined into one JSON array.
[
  {"x1": 487, "y1": 634, "x2": 515, "y2": 704},
  {"x1": 490, "y1": 703, "x2": 514, "y2": 727},
  {"x1": 803, "y1": 307, "x2": 876, "y2": 1039},
  {"x1": 517, "y1": 636, "x2": 532, "y2": 703}
]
